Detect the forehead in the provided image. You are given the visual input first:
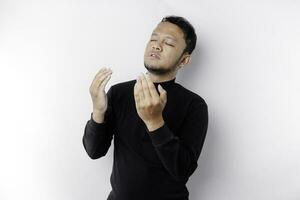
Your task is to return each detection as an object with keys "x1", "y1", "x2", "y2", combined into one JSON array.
[{"x1": 151, "y1": 22, "x2": 185, "y2": 41}]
